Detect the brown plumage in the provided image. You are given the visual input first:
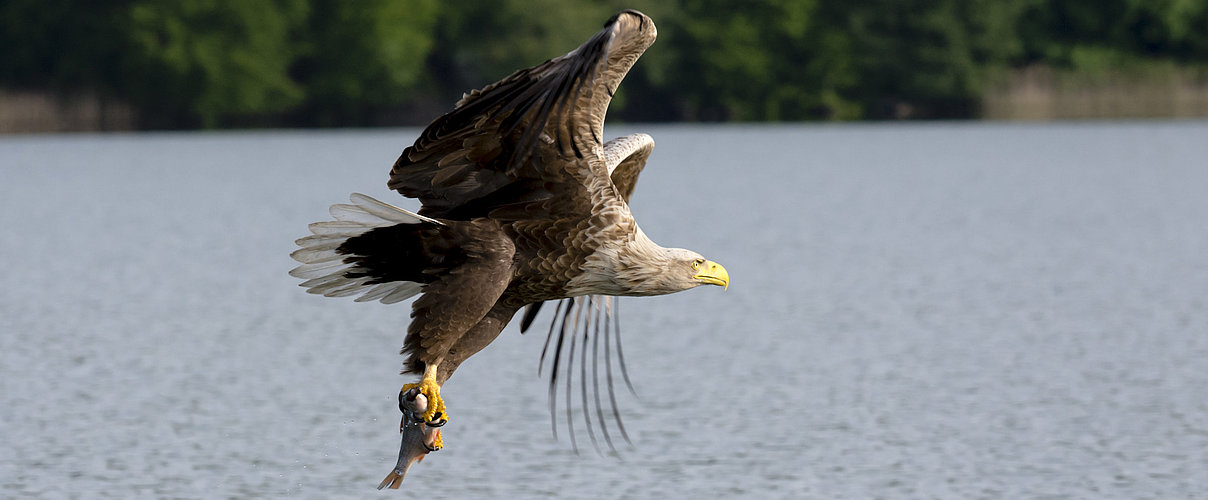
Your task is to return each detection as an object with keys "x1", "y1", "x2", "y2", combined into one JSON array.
[{"x1": 289, "y1": 10, "x2": 729, "y2": 486}]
